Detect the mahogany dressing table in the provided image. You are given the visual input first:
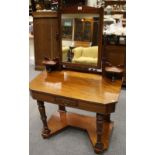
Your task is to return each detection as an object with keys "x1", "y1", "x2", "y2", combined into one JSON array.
[
  {"x1": 29, "y1": 70, "x2": 122, "y2": 154},
  {"x1": 30, "y1": 5, "x2": 123, "y2": 154}
]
